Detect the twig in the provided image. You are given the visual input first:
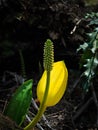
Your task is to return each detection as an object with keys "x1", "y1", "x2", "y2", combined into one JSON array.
[
  {"x1": 72, "y1": 96, "x2": 93, "y2": 121},
  {"x1": 31, "y1": 98, "x2": 54, "y2": 130},
  {"x1": 91, "y1": 83, "x2": 98, "y2": 126},
  {"x1": 26, "y1": 115, "x2": 44, "y2": 130},
  {"x1": 70, "y1": 75, "x2": 82, "y2": 94},
  {"x1": 0, "y1": 113, "x2": 22, "y2": 130},
  {"x1": 70, "y1": 19, "x2": 82, "y2": 34},
  {"x1": 2, "y1": 71, "x2": 24, "y2": 86}
]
